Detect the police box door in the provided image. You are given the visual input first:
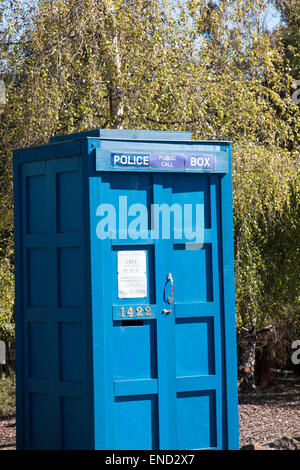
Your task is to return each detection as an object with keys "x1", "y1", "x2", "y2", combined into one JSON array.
[{"x1": 90, "y1": 167, "x2": 234, "y2": 450}]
